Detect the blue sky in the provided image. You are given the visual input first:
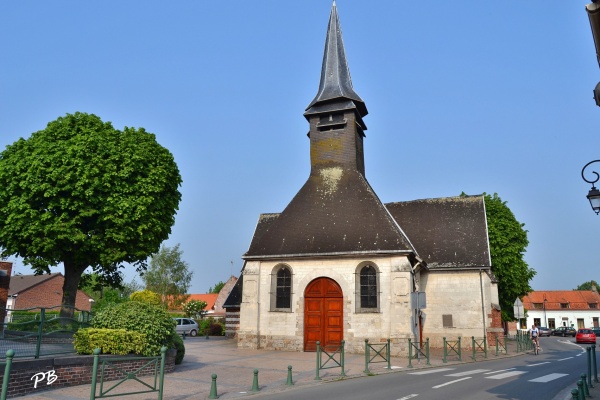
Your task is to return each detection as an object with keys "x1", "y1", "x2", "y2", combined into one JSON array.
[{"x1": 1, "y1": 1, "x2": 599, "y2": 294}]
